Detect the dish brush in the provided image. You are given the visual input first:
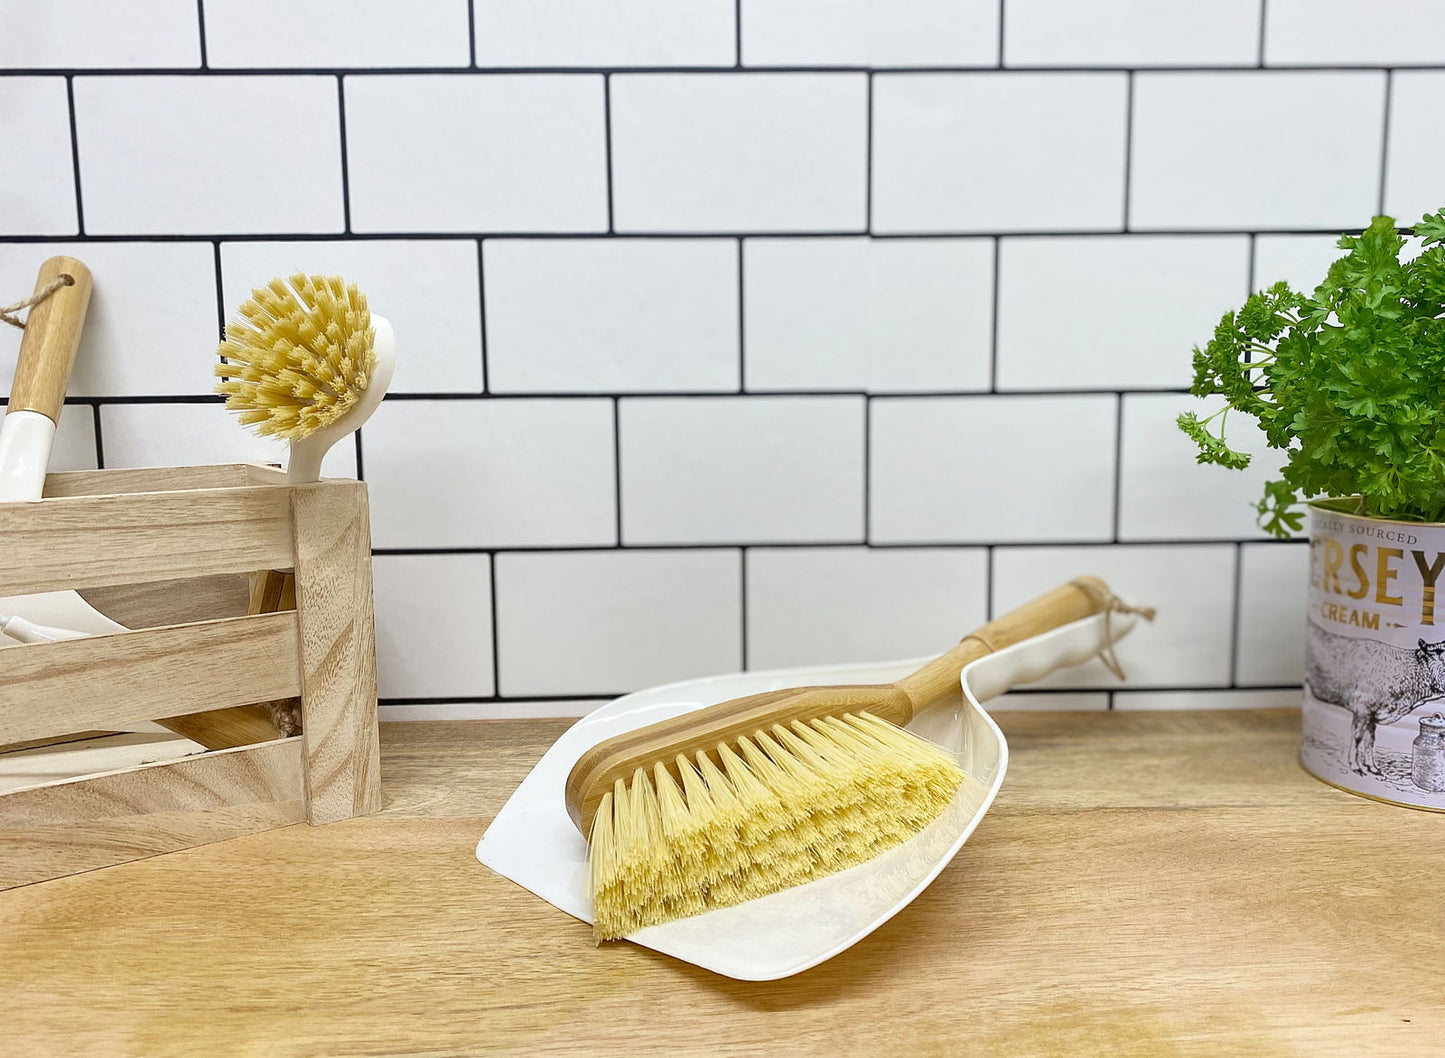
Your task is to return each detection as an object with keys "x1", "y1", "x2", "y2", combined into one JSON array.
[
  {"x1": 570, "y1": 576, "x2": 1133, "y2": 940},
  {"x1": 158, "y1": 275, "x2": 396, "y2": 750}
]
